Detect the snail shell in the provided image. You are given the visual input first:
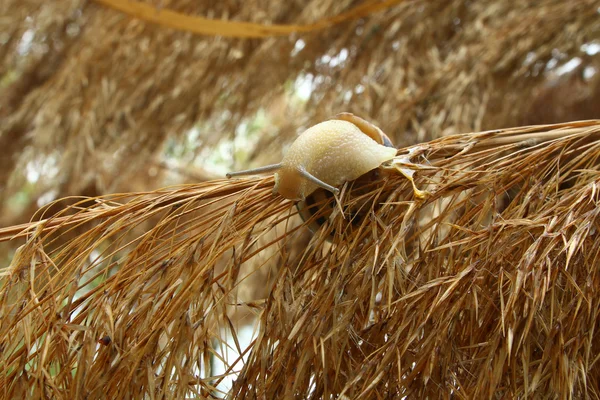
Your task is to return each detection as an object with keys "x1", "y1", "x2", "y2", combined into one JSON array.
[{"x1": 226, "y1": 113, "x2": 397, "y2": 201}]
